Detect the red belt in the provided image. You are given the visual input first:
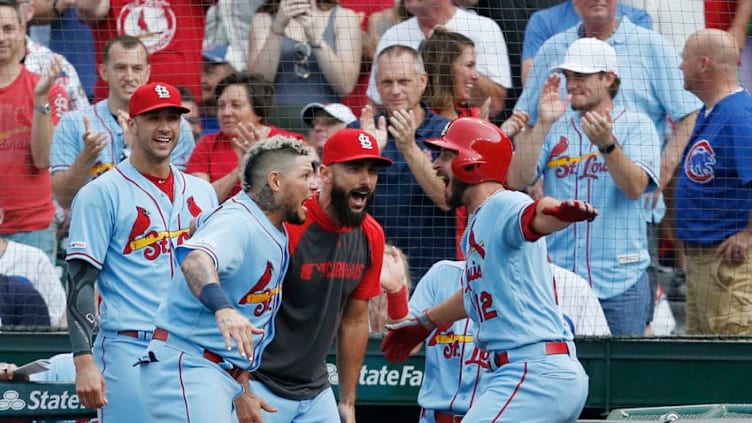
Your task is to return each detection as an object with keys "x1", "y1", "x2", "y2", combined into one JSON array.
[
  {"x1": 118, "y1": 330, "x2": 140, "y2": 338},
  {"x1": 434, "y1": 410, "x2": 464, "y2": 423},
  {"x1": 493, "y1": 341, "x2": 570, "y2": 367},
  {"x1": 153, "y1": 328, "x2": 245, "y2": 379}
]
